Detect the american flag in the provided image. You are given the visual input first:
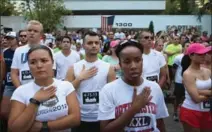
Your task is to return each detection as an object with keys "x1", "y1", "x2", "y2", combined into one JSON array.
[{"x1": 101, "y1": 16, "x2": 115, "y2": 32}]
